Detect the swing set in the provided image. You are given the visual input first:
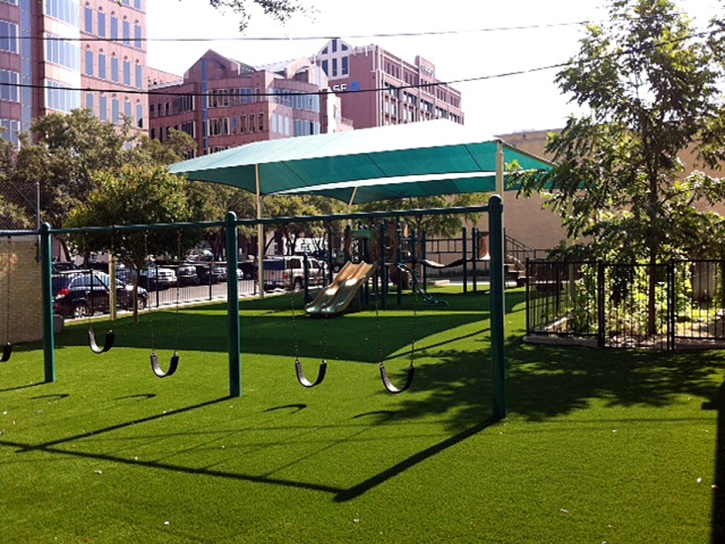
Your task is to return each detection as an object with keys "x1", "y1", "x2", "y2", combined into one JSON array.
[{"x1": 0, "y1": 197, "x2": 508, "y2": 420}]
